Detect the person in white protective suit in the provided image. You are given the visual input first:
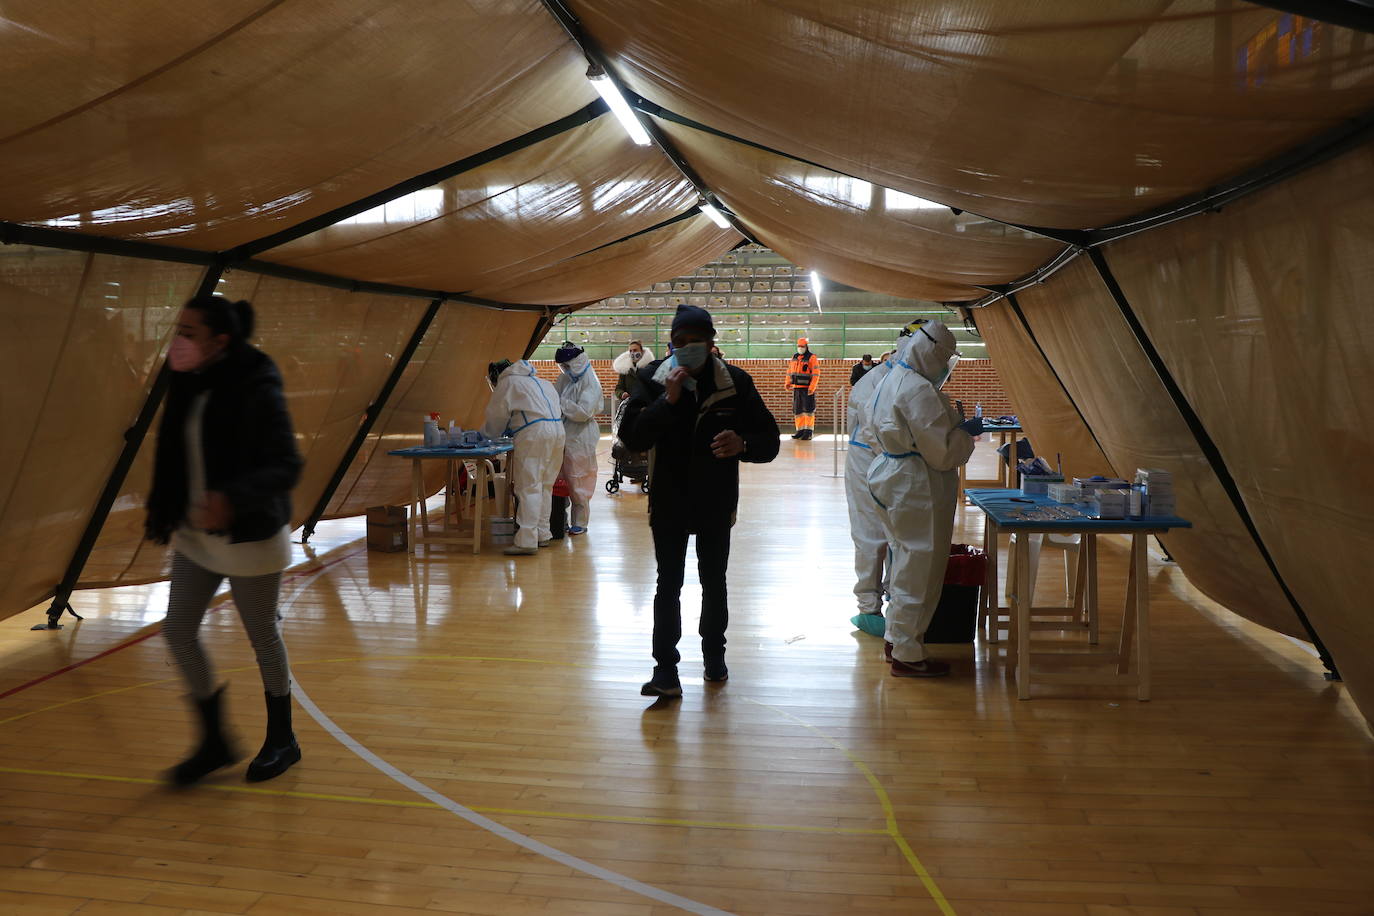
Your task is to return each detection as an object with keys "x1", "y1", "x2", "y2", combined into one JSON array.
[
  {"x1": 481, "y1": 359, "x2": 565, "y2": 556},
  {"x1": 861, "y1": 319, "x2": 983, "y2": 677},
  {"x1": 845, "y1": 351, "x2": 894, "y2": 635},
  {"x1": 553, "y1": 344, "x2": 602, "y2": 535}
]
